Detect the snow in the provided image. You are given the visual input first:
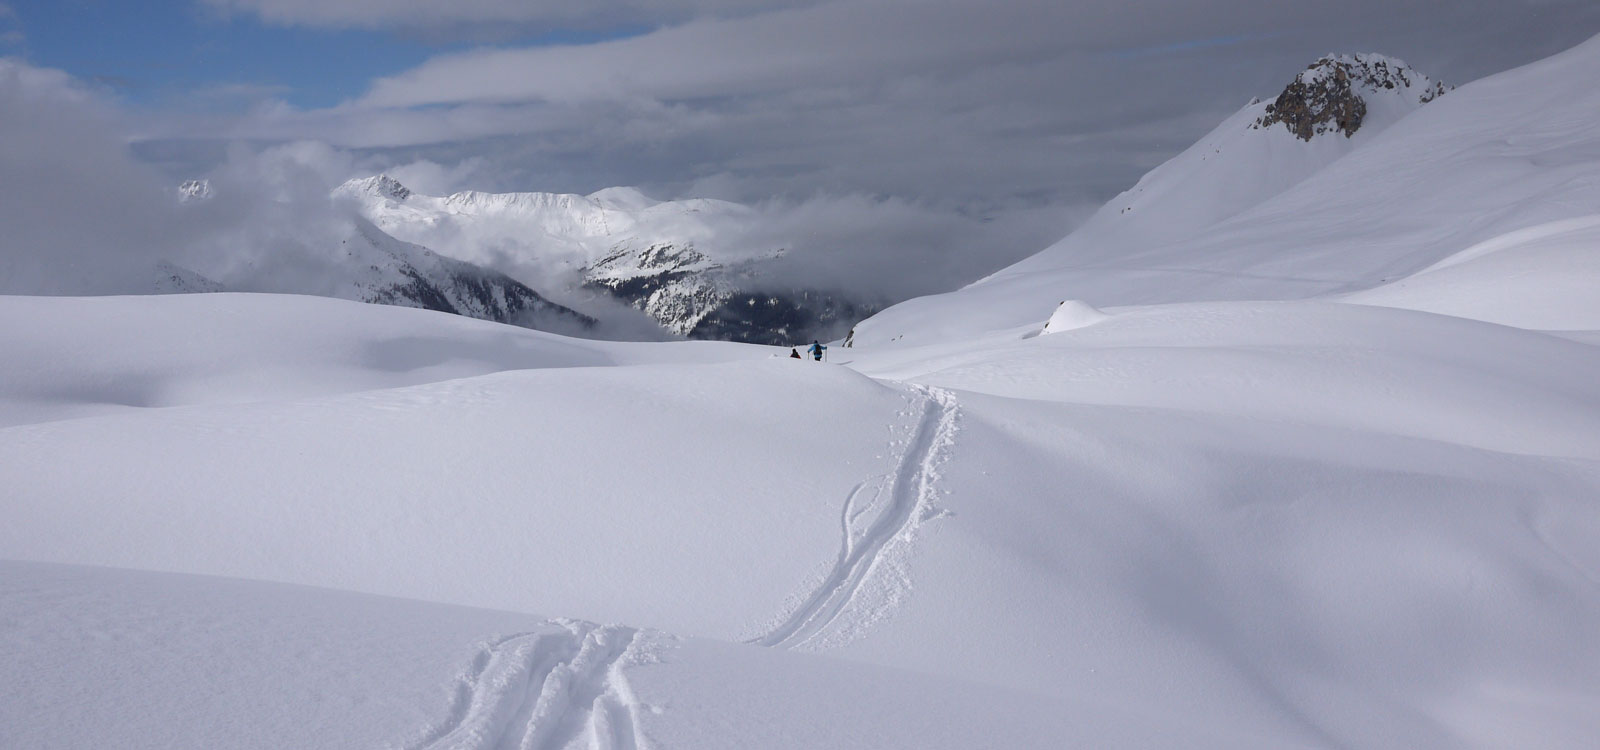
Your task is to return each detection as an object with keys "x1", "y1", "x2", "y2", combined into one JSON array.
[
  {"x1": 336, "y1": 175, "x2": 762, "y2": 273},
  {"x1": 0, "y1": 293, "x2": 750, "y2": 428},
  {"x1": 1039, "y1": 298, "x2": 1108, "y2": 333},
  {"x1": 1344, "y1": 215, "x2": 1600, "y2": 330},
  {"x1": 7, "y1": 35, "x2": 1600, "y2": 750},
  {"x1": 856, "y1": 34, "x2": 1600, "y2": 347}
]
